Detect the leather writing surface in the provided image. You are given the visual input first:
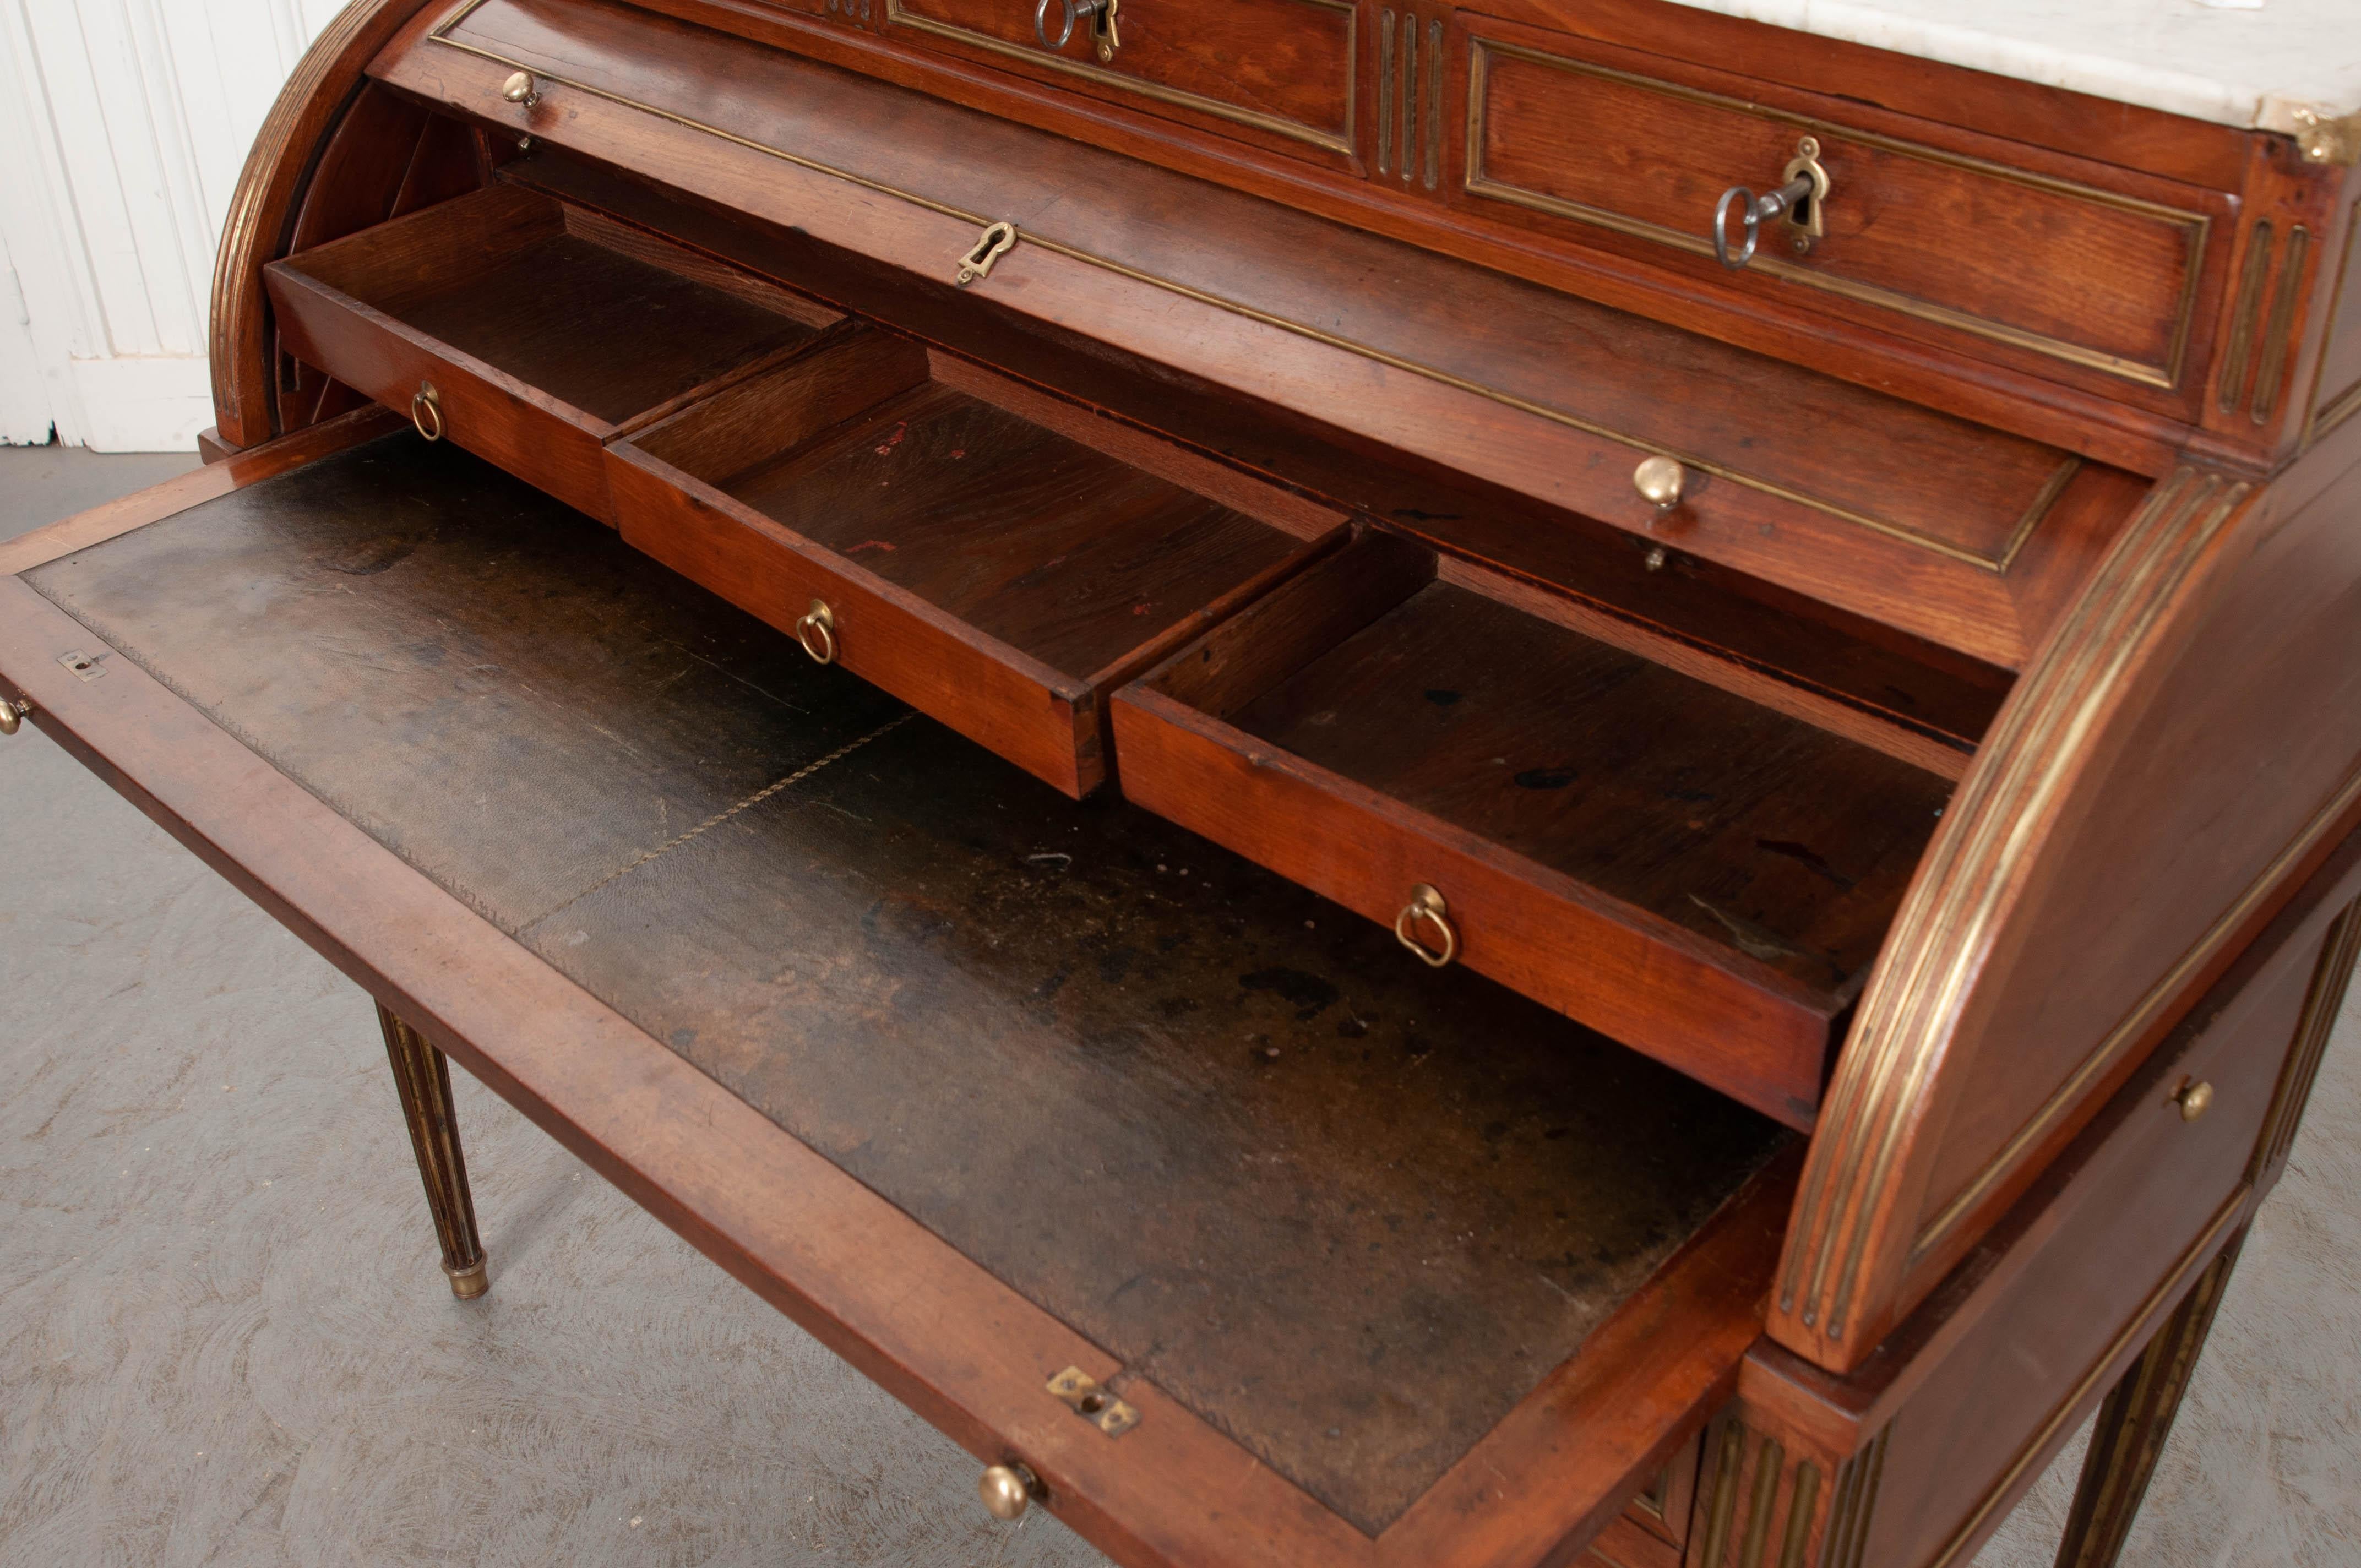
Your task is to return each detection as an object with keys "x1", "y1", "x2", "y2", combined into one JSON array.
[{"x1": 29, "y1": 435, "x2": 1785, "y2": 1530}]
